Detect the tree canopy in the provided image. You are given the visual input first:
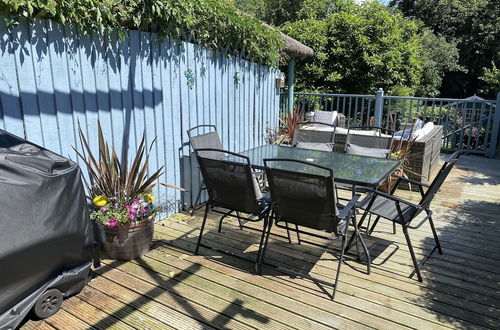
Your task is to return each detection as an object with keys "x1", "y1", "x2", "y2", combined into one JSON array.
[
  {"x1": 236, "y1": 0, "x2": 497, "y2": 98},
  {"x1": 389, "y1": 0, "x2": 499, "y2": 98}
]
